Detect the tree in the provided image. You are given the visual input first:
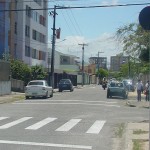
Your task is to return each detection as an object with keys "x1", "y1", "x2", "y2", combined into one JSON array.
[
  {"x1": 97, "y1": 68, "x2": 108, "y2": 79},
  {"x1": 10, "y1": 59, "x2": 31, "y2": 85},
  {"x1": 31, "y1": 65, "x2": 47, "y2": 80},
  {"x1": 116, "y1": 23, "x2": 149, "y2": 62}
]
